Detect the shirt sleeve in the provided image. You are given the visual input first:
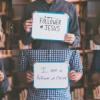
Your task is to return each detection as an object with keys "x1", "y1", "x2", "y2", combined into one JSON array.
[
  {"x1": 69, "y1": 50, "x2": 83, "y2": 73},
  {"x1": 20, "y1": 3, "x2": 33, "y2": 45},
  {"x1": 18, "y1": 50, "x2": 28, "y2": 72},
  {"x1": 69, "y1": 4, "x2": 80, "y2": 47}
]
